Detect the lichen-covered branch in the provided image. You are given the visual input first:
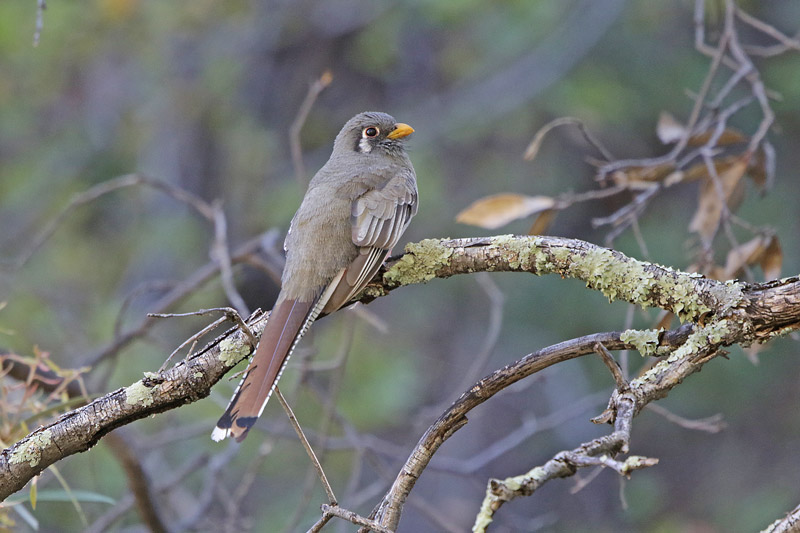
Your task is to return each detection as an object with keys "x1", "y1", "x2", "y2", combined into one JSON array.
[
  {"x1": 473, "y1": 395, "x2": 648, "y2": 533},
  {"x1": 371, "y1": 236, "x2": 747, "y2": 322},
  {"x1": 1, "y1": 235, "x2": 799, "y2": 507},
  {"x1": 0, "y1": 312, "x2": 263, "y2": 501},
  {"x1": 362, "y1": 236, "x2": 800, "y2": 531}
]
